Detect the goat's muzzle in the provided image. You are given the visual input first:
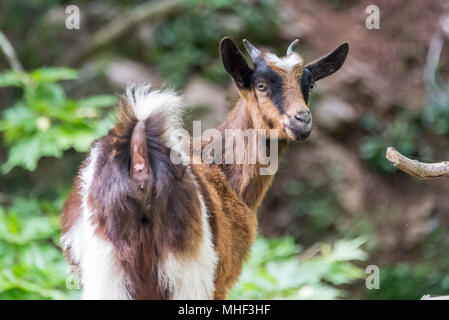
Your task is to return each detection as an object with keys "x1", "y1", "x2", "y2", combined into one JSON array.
[{"x1": 289, "y1": 111, "x2": 313, "y2": 140}]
